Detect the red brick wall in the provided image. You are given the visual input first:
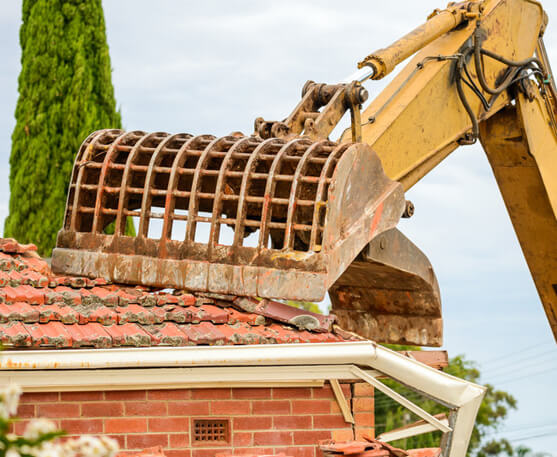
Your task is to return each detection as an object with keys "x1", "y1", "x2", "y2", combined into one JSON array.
[{"x1": 14, "y1": 384, "x2": 374, "y2": 457}]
